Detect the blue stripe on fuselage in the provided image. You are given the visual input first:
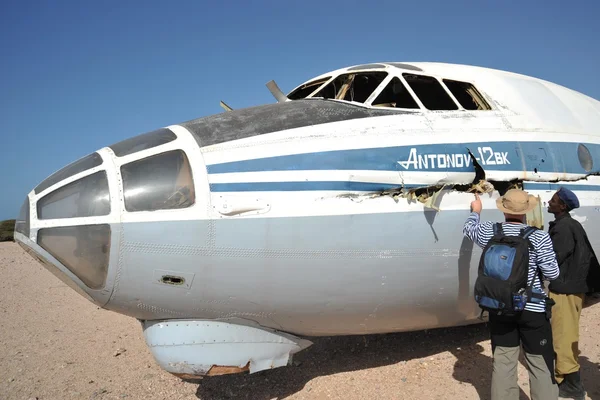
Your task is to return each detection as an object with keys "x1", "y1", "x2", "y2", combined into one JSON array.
[
  {"x1": 523, "y1": 182, "x2": 600, "y2": 191},
  {"x1": 206, "y1": 141, "x2": 600, "y2": 176},
  {"x1": 209, "y1": 181, "x2": 405, "y2": 192},
  {"x1": 210, "y1": 181, "x2": 600, "y2": 193}
]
